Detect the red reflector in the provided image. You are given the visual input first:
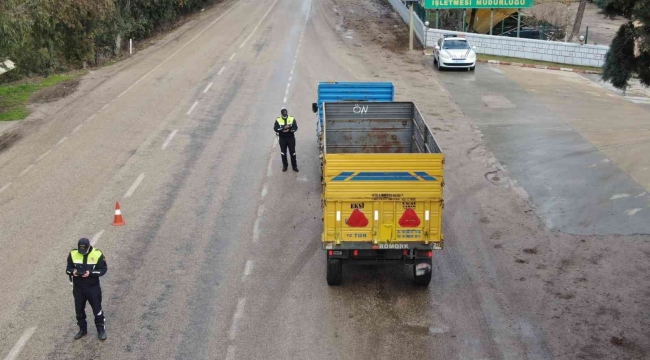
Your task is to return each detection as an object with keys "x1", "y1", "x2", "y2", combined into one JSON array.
[
  {"x1": 403, "y1": 250, "x2": 408, "y2": 256},
  {"x1": 328, "y1": 250, "x2": 333, "y2": 256},
  {"x1": 353, "y1": 250, "x2": 359, "y2": 256},
  {"x1": 427, "y1": 251, "x2": 433, "y2": 258},
  {"x1": 399, "y1": 209, "x2": 421, "y2": 227},
  {"x1": 347, "y1": 209, "x2": 369, "y2": 227}
]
